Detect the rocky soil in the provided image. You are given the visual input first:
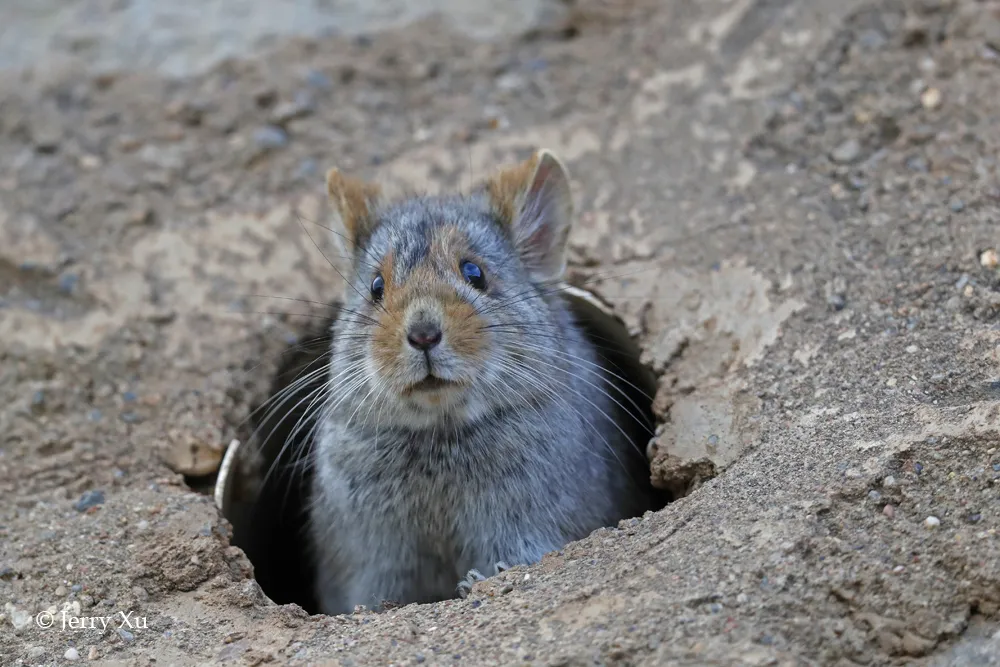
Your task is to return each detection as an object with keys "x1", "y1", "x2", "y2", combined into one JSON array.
[{"x1": 1, "y1": 0, "x2": 999, "y2": 665}]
